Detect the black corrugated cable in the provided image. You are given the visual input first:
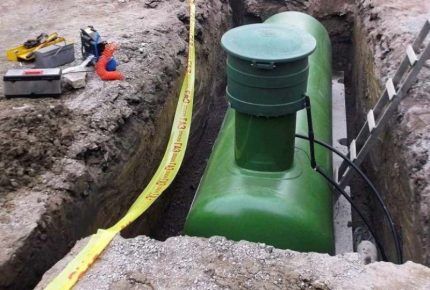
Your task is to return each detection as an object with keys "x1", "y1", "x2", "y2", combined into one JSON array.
[
  {"x1": 300, "y1": 95, "x2": 402, "y2": 263},
  {"x1": 295, "y1": 133, "x2": 403, "y2": 264},
  {"x1": 313, "y1": 165, "x2": 388, "y2": 261}
]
